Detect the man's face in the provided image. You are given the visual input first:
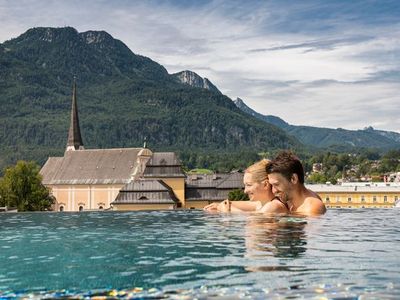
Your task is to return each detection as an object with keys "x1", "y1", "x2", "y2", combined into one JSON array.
[{"x1": 267, "y1": 172, "x2": 292, "y2": 202}]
